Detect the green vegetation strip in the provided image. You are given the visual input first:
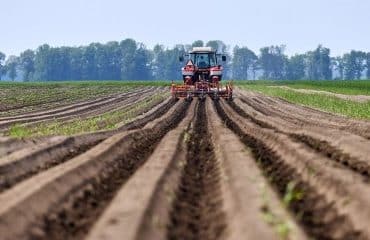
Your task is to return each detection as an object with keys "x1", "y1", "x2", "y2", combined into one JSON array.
[
  {"x1": 236, "y1": 80, "x2": 370, "y2": 95},
  {"x1": 8, "y1": 92, "x2": 169, "y2": 138},
  {"x1": 238, "y1": 83, "x2": 370, "y2": 120},
  {"x1": 278, "y1": 80, "x2": 370, "y2": 96}
]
